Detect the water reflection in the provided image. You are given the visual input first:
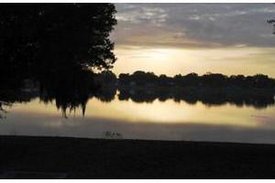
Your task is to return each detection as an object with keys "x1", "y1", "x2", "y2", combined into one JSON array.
[
  {"x1": 2, "y1": 97, "x2": 275, "y2": 144},
  {"x1": 1, "y1": 70, "x2": 275, "y2": 119},
  {"x1": 1, "y1": 68, "x2": 275, "y2": 143}
]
